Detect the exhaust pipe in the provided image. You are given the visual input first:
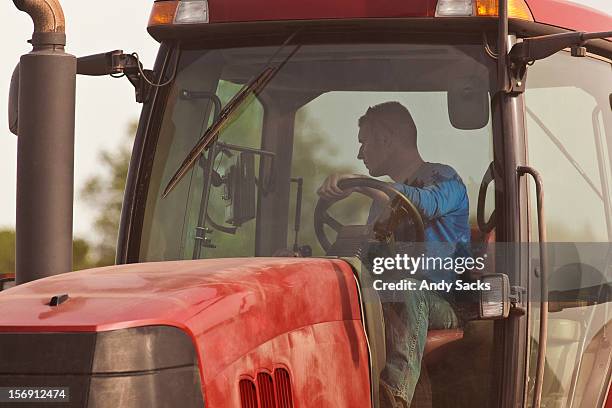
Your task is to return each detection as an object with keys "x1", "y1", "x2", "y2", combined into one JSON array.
[
  {"x1": 13, "y1": 0, "x2": 66, "y2": 44},
  {"x1": 13, "y1": 0, "x2": 76, "y2": 284}
]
